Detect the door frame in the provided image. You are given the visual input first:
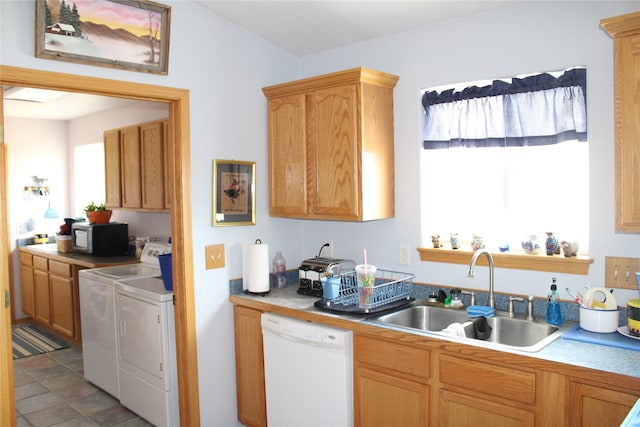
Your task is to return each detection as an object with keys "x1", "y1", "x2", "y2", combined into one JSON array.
[{"x1": 0, "y1": 65, "x2": 200, "y2": 426}]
